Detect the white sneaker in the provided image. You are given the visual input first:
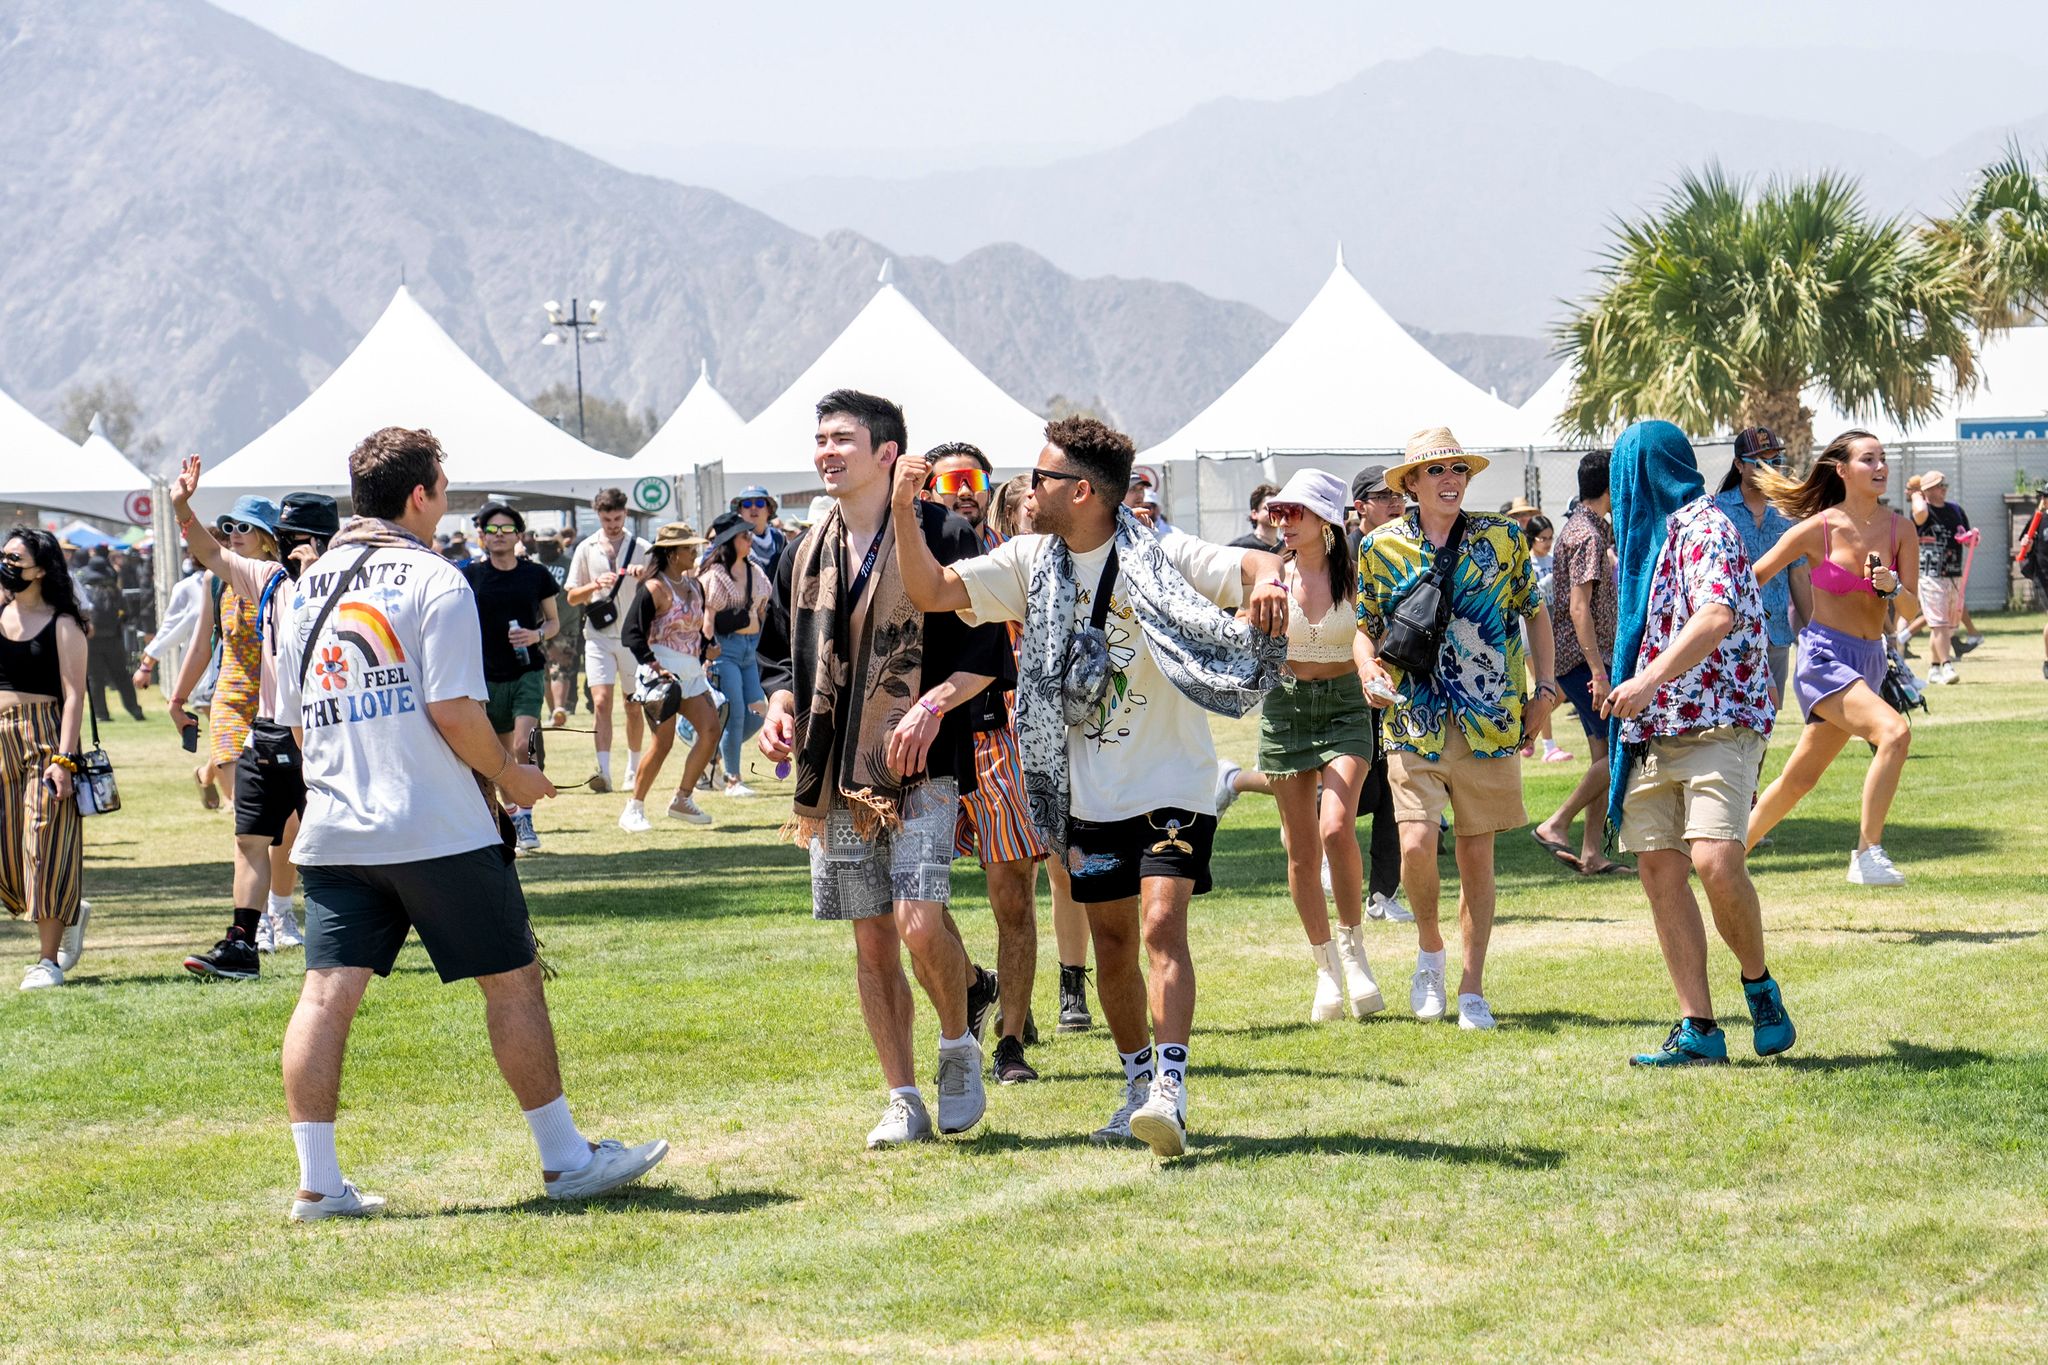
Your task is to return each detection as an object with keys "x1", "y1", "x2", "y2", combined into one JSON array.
[
  {"x1": 934, "y1": 1042, "x2": 987, "y2": 1135},
  {"x1": 288, "y1": 1180, "x2": 387, "y2": 1223},
  {"x1": 1213, "y1": 760, "x2": 1242, "y2": 817},
  {"x1": 255, "y1": 911, "x2": 277, "y2": 954},
  {"x1": 1368, "y1": 892, "x2": 1415, "y2": 923},
  {"x1": 543, "y1": 1137, "x2": 670, "y2": 1200},
  {"x1": 618, "y1": 802, "x2": 653, "y2": 834},
  {"x1": 1309, "y1": 940, "x2": 1347, "y2": 1023},
  {"x1": 1411, "y1": 959, "x2": 1448, "y2": 1021},
  {"x1": 57, "y1": 900, "x2": 90, "y2": 971},
  {"x1": 1848, "y1": 845, "x2": 1906, "y2": 887},
  {"x1": 1457, "y1": 993, "x2": 1497, "y2": 1030},
  {"x1": 19, "y1": 958, "x2": 63, "y2": 990},
  {"x1": 1127, "y1": 1073, "x2": 1187, "y2": 1158},
  {"x1": 667, "y1": 793, "x2": 713, "y2": 825},
  {"x1": 724, "y1": 781, "x2": 759, "y2": 800},
  {"x1": 1089, "y1": 1080, "x2": 1149, "y2": 1146},
  {"x1": 272, "y1": 905, "x2": 304, "y2": 949},
  {"x1": 867, "y1": 1092, "x2": 934, "y2": 1149},
  {"x1": 1336, "y1": 924, "x2": 1386, "y2": 1017}
]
